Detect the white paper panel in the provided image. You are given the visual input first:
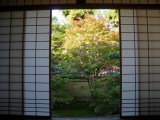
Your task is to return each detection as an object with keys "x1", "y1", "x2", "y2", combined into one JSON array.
[
  {"x1": 37, "y1": 112, "x2": 49, "y2": 116},
  {"x1": 12, "y1": 12, "x2": 24, "y2": 18},
  {"x1": 147, "y1": 10, "x2": 160, "y2": 16},
  {"x1": 0, "y1": 35, "x2": 10, "y2": 42},
  {"x1": 0, "y1": 10, "x2": 24, "y2": 115},
  {"x1": 36, "y1": 75, "x2": 49, "y2": 83},
  {"x1": 36, "y1": 100, "x2": 49, "y2": 104},
  {"x1": 24, "y1": 112, "x2": 36, "y2": 116},
  {"x1": 149, "y1": 50, "x2": 160, "y2": 57},
  {"x1": 121, "y1": 33, "x2": 135, "y2": 40},
  {"x1": 10, "y1": 50, "x2": 22, "y2": 57},
  {"x1": 0, "y1": 10, "x2": 50, "y2": 117},
  {"x1": 11, "y1": 34, "x2": 23, "y2": 41},
  {"x1": 12, "y1": 19, "x2": 23, "y2": 26},
  {"x1": 25, "y1": 42, "x2": 36, "y2": 49},
  {"x1": 10, "y1": 83, "x2": 22, "y2": 90},
  {"x1": 121, "y1": 9, "x2": 160, "y2": 117},
  {"x1": 36, "y1": 50, "x2": 49, "y2": 57},
  {"x1": 0, "y1": 75, "x2": 9, "y2": 82},
  {"x1": 36, "y1": 67, "x2": 49, "y2": 74},
  {"x1": 121, "y1": 9, "x2": 139, "y2": 117},
  {"x1": 59, "y1": 0, "x2": 67, "y2": 4},
  {"x1": 37, "y1": 34, "x2": 49, "y2": 41},
  {"x1": 10, "y1": 75, "x2": 22, "y2": 82},
  {"x1": 122, "y1": 58, "x2": 135, "y2": 66},
  {"x1": 120, "y1": 9, "x2": 134, "y2": 16},
  {"x1": 0, "y1": 27, "x2": 10, "y2": 34},
  {"x1": 26, "y1": 18, "x2": 37, "y2": 25},
  {"x1": 0, "y1": 12, "x2": 11, "y2": 18},
  {"x1": 37, "y1": 18, "x2": 50, "y2": 25},
  {"x1": 25, "y1": 34, "x2": 36, "y2": 41},
  {"x1": 0, "y1": 43, "x2": 9, "y2": 49},
  {"x1": 10, "y1": 42, "x2": 22, "y2": 49},
  {"x1": 122, "y1": 41, "x2": 135, "y2": 49},
  {"x1": 9, "y1": 0, "x2": 16, "y2": 6},
  {"x1": 10, "y1": 67, "x2": 22, "y2": 74},
  {"x1": 10, "y1": 91, "x2": 22, "y2": 98},
  {"x1": 37, "y1": 42, "x2": 49, "y2": 49},
  {"x1": 24, "y1": 10, "x2": 50, "y2": 117},
  {"x1": 24, "y1": 50, "x2": 36, "y2": 57},
  {"x1": 121, "y1": 17, "x2": 134, "y2": 25},
  {"x1": 37, "y1": 26, "x2": 50, "y2": 33},
  {"x1": 122, "y1": 83, "x2": 135, "y2": 91},
  {"x1": 11, "y1": 27, "x2": 23, "y2": 34},
  {"x1": 51, "y1": 0, "x2": 58, "y2": 4},
  {"x1": 42, "y1": 0, "x2": 50, "y2": 4},
  {"x1": 149, "y1": 26, "x2": 160, "y2": 32},
  {"x1": 122, "y1": 66, "x2": 135, "y2": 74},
  {"x1": 0, "y1": 67, "x2": 9, "y2": 74},
  {"x1": 121, "y1": 25, "x2": 134, "y2": 32},
  {"x1": 25, "y1": 26, "x2": 37, "y2": 33},
  {"x1": 0, "y1": 19, "x2": 10, "y2": 26},
  {"x1": 16, "y1": 0, "x2": 24, "y2": 5},
  {"x1": 24, "y1": 67, "x2": 35, "y2": 74},
  {"x1": 122, "y1": 75, "x2": 136, "y2": 83},
  {"x1": 36, "y1": 92, "x2": 49, "y2": 99},
  {"x1": 26, "y1": 11, "x2": 37, "y2": 18},
  {"x1": 33, "y1": 0, "x2": 42, "y2": 5},
  {"x1": 24, "y1": 83, "x2": 36, "y2": 91},
  {"x1": 36, "y1": 58, "x2": 49, "y2": 66},
  {"x1": 24, "y1": 92, "x2": 36, "y2": 99},
  {"x1": 122, "y1": 50, "x2": 135, "y2": 57},
  {"x1": 36, "y1": 84, "x2": 49, "y2": 91},
  {"x1": 139, "y1": 74, "x2": 149, "y2": 82},
  {"x1": 0, "y1": 51, "x2": 9, "y2": 57},
  {"x1": 25, "y1": 104, "x2": 36, "y2": 108},
  {"x1": 0, "y1": 91, "x2": 9, "y2": 98},
  {"x1": 24, "y1": 58, "x2": 35, "y2": 66},
  {"x1": 0, "y1": 83, "x2": 9, "y2": 90},
  {"x1": 4, "y1": 0, "x2": 158, "y2": 6},
  {"x1": 24, "y1": 75, "x2": 35, "y2": 82},
  {"x1": 38, "y1": 10, "x2": 50, "y2": 17}
]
